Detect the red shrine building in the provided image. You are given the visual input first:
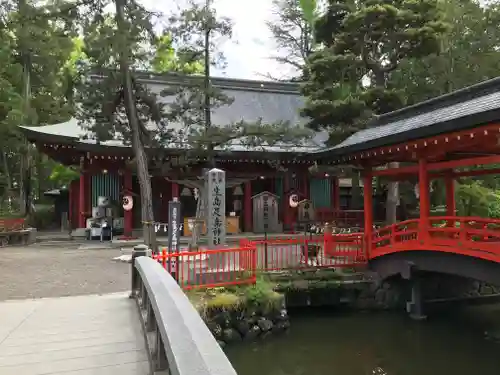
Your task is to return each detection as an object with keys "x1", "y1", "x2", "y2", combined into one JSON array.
[{"x1": 20, "y1": 72, "x2": 358, "y2": 237}]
